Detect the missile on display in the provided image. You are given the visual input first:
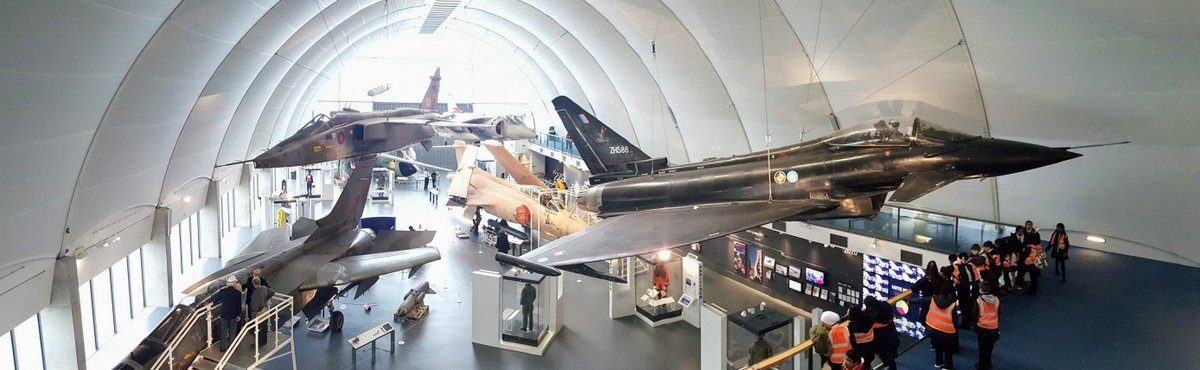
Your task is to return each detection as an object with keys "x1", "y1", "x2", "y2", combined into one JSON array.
[
  {"x1": 513, "y1": 96, "x2": 1081, "y2": 273},
  {"x1": 395, "y1": 281, "x2": 437, "y2": 320}
]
